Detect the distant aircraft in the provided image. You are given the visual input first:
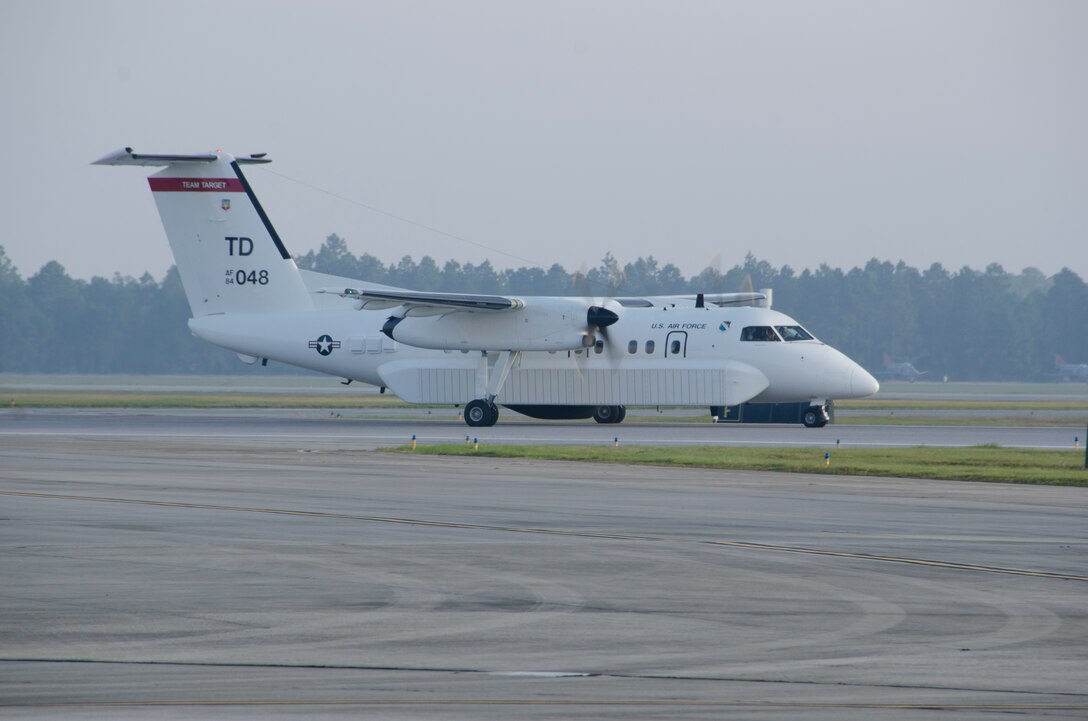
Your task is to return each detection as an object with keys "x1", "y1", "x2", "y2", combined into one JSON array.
[
  {"x1": 875, "y1": 354, "x2": 927, "y2": 382},
  {"x1": 1055, "y1": 355, "x2": 1088, "y2": 382},
  {"x1": 95, "y1": 147, "x2": 879, "y2": 428}
]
